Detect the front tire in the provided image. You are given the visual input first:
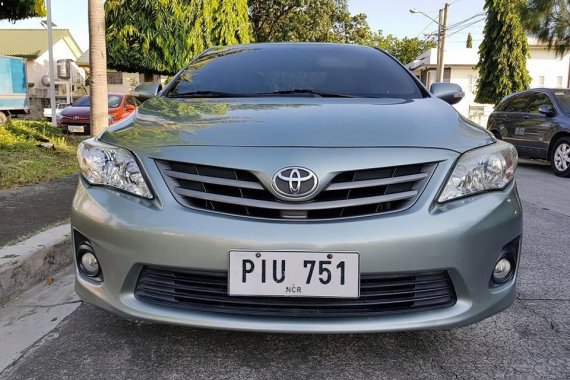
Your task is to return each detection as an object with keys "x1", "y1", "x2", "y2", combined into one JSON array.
[{"x1": 550, "y1": 136, "x2": 570, "y2": 177}]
